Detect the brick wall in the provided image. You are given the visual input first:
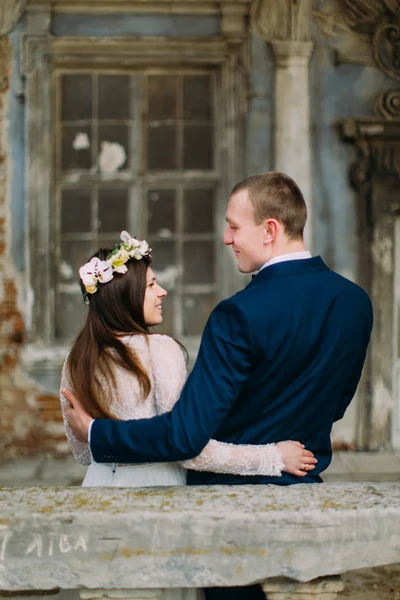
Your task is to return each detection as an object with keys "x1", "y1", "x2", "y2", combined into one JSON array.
[{"x1": 0, "y1": 36, "x2": 66, "y2": 460}]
